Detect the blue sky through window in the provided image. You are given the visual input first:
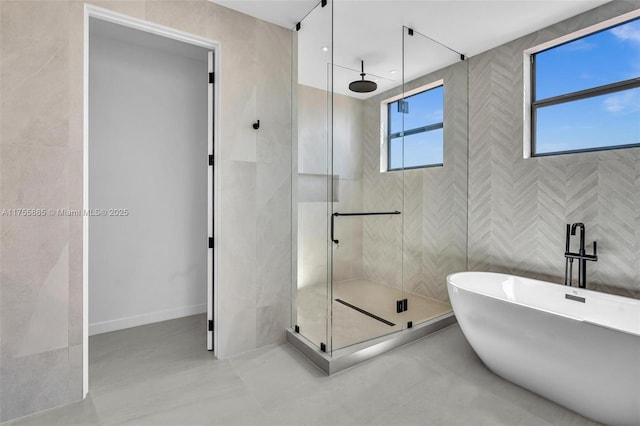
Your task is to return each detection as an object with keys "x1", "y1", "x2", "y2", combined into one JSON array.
[
  {"x1": 388, "y1": 85, "x2": 444, "y2": 169},
  {"x1": 534, "y1": 17, "x2": 640, "y2": 154}
]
